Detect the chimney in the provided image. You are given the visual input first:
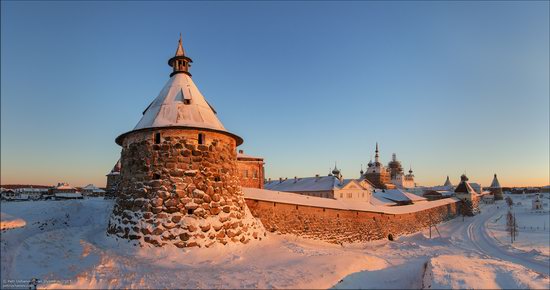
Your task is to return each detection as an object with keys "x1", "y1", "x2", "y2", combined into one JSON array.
[
  {"x1": 279, "y1": 177, "x2": 283, "y2": 183},
  {"x1": 268, "y1": 177, "x2": 271, "y2": 182},
  {"x1": 238, "y1": 150, "x2": 244, "y2": 154},
  {"x1": 315, "y1": 174, "x2": 320, "y2": 181},
  {"x1": 294, "y1": 176, "x2": 298, "y2": 183}
]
